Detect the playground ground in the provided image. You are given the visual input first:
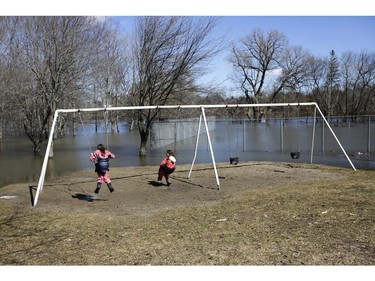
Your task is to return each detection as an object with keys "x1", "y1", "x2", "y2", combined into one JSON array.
[{"x1": 0, "y1": 161, "x2": 374, "y2": 269}]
